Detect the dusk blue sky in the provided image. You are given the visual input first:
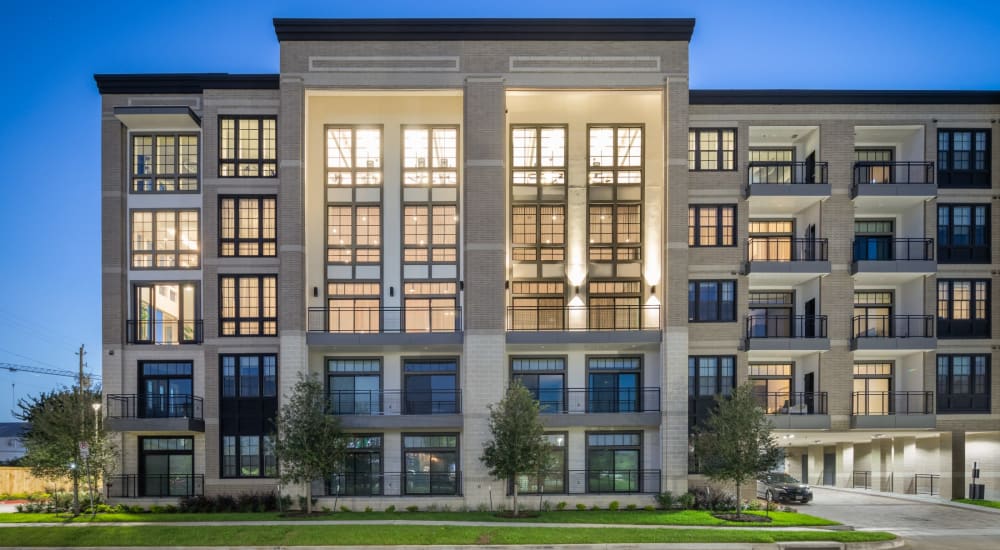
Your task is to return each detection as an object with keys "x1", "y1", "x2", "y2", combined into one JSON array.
[{"x1": 1, "y1": 0, "x2": 998, "y2": 421}]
